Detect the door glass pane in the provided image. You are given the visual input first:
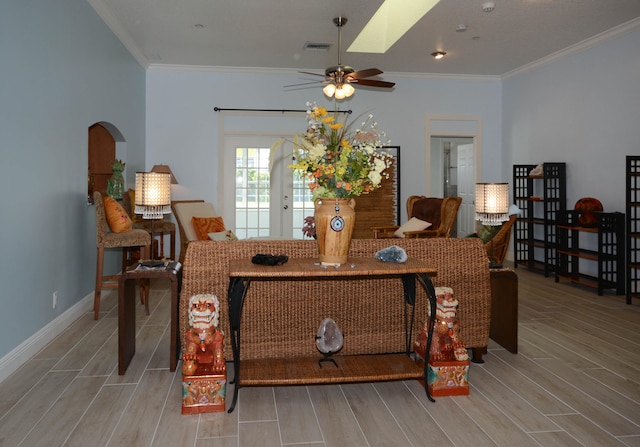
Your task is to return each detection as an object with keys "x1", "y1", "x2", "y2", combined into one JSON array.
[
  {"x1": 292, "y1": 171, "x2": 315, "y2": 239},
  {"x1": 235, "y1": 147, "x2": 271, "y2": 239}
]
